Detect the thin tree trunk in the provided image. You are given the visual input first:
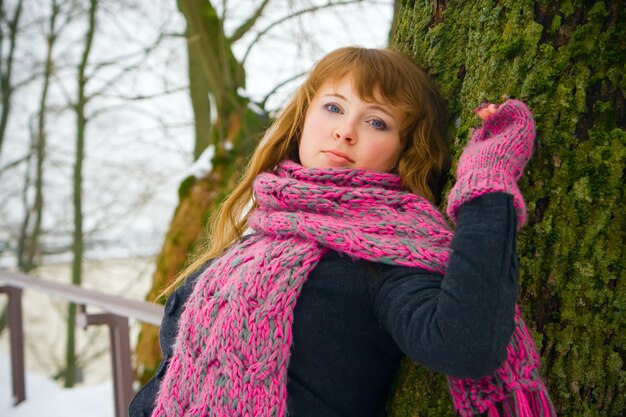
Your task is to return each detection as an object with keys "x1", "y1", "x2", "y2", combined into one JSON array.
[
  {"x1": 0, "y1": 0, "x2": 24, "y2": 157},
  {"x1": 16, "y1": 0, "x2": 59, "y2": 273},
  {"x1": 388, "y1": 1, "x2": 625, "y2": 416},
  {"x1": 65, "y1": 0, "x2": 97, "y2": 388},
  {"x1": 16, "y1": 122, "x2": 35, "y2": 272}
]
